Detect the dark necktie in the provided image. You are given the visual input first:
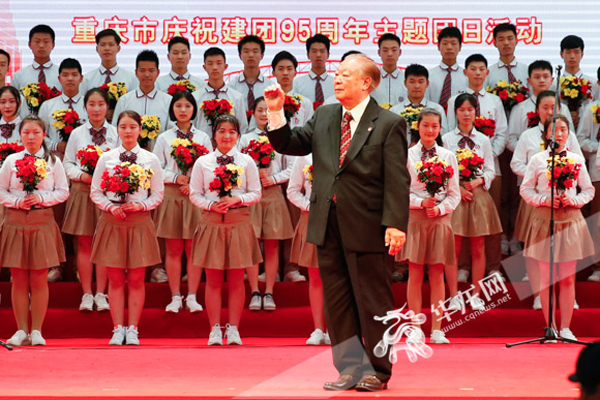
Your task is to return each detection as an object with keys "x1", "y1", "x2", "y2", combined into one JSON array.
[
  {"x1": 439, "y1": 67, "x2": 452, "y2": 111},
  {"x1": 503, "y1": 64, "x2": 517, "y2": 84},
  {"x1": 246, "y1": 82, "x2": 255, "y2": 110},
  {"x1": 119, "y1": 152, "x2": 137, "y2": 163},
  {"x1": 458, "y1": 134, "x2": 476, "y2": 150},
  {"x1": 339, "y1": 112, "x2": 353, "y2": 166},
  {"x1": 217, "y1": 155, "x2": 234, "y2": 166},
  {"x1": 554, "y1": 150, "x2": 568, "y2": 158},
  {"x1": 90, "y1": 127, "x2": 107, "y2": 146},
  {"x1": 596, "y1": 127, "x2": 600, "y2": 142},
  {"x1": 314, "y1": 76, "x2": 324, "y2": 104},
  {"x1": 212, "y1": 88, "x2": 224, "y2": 99},
  {"x1": 473, "y1": 92, "x2": 481, "y2": 117},
  {"x1": 66, "y1": 98, "x2": 75, "y2": 109},
  {"x1": 0, "y1": 123, "x2": 16, "y2": 139},
  {"x1": 421, "y1": 145, "x2": 437, "y2": 161},
  {"x1": 176, "y1": 129, "x2": 193, "y2": 140},
  {"x1": 175, "y1": 75, "x2": 185, "y2": 80},
  {"x1": 103, "y1": 69, "x2": 113, "y2": 84},
  {"x1": 36, "y1": 65, "x2": 46, "y2": 84}
]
